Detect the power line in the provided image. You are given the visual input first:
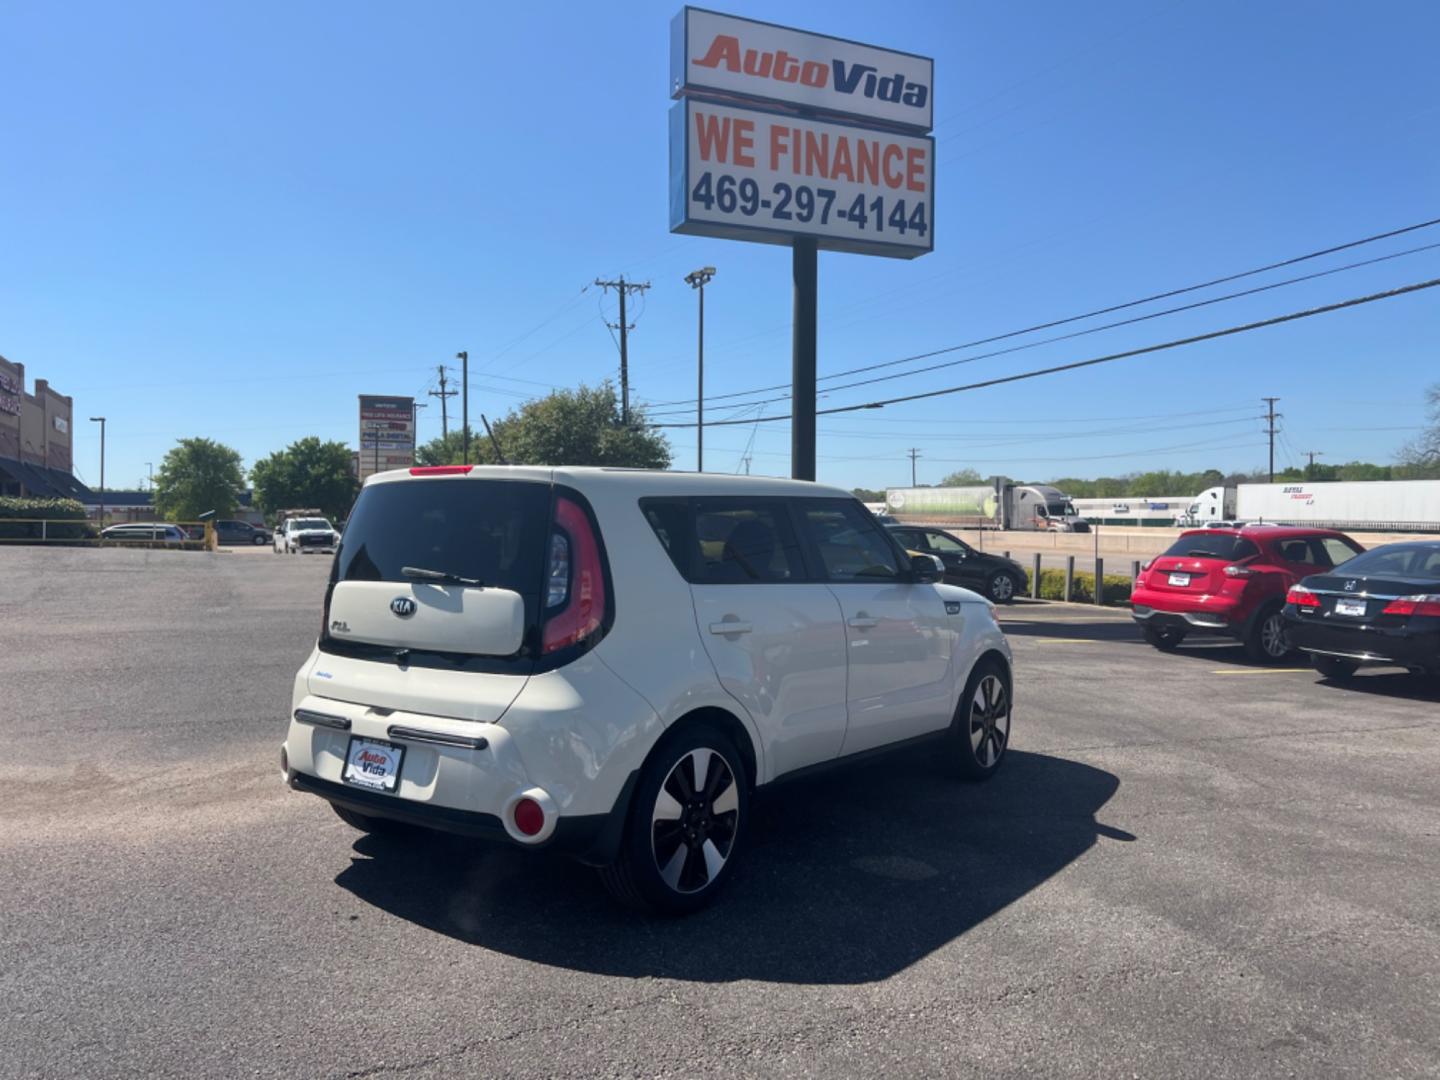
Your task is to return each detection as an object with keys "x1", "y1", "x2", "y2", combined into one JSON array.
[
  {"x1": 643, "y1": 232, "x2": 1440, "y2": 415},
  {"x1": 648, "y1": 277, "x2": 1440, "y2": 429}
]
